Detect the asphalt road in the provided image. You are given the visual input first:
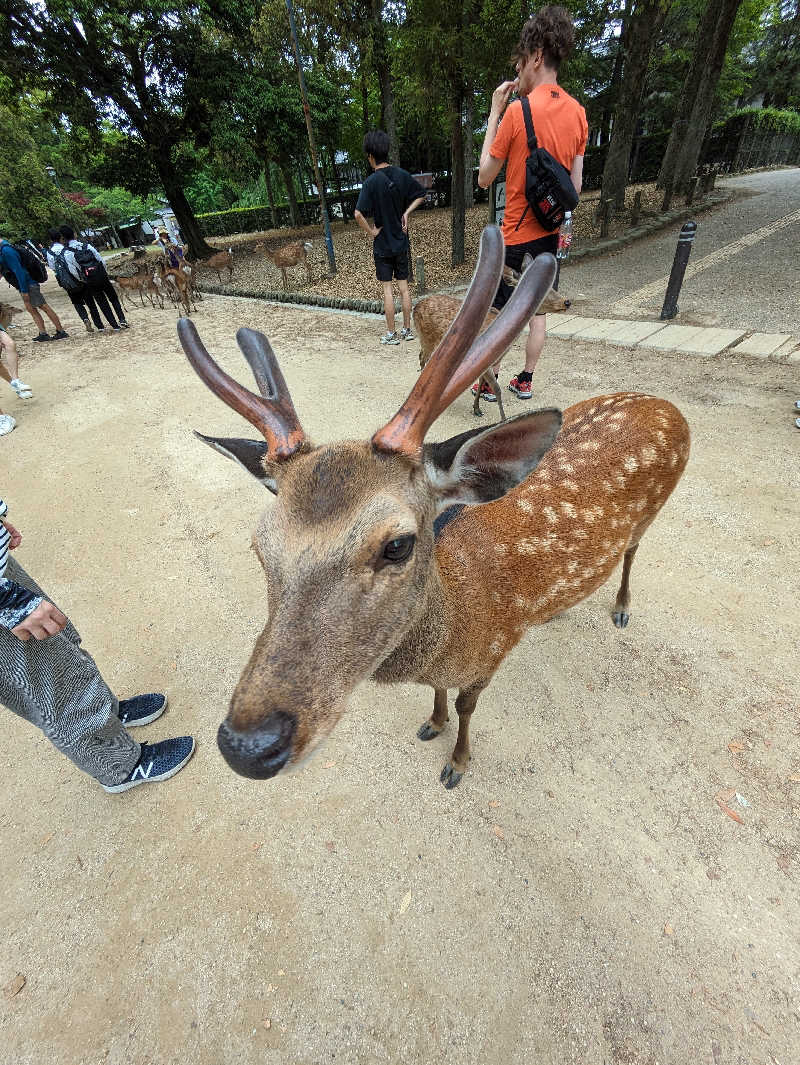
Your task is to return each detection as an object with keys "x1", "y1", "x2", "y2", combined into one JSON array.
[{"x1": 565, "y1": 167, "x2": 800, "y2": 335}]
